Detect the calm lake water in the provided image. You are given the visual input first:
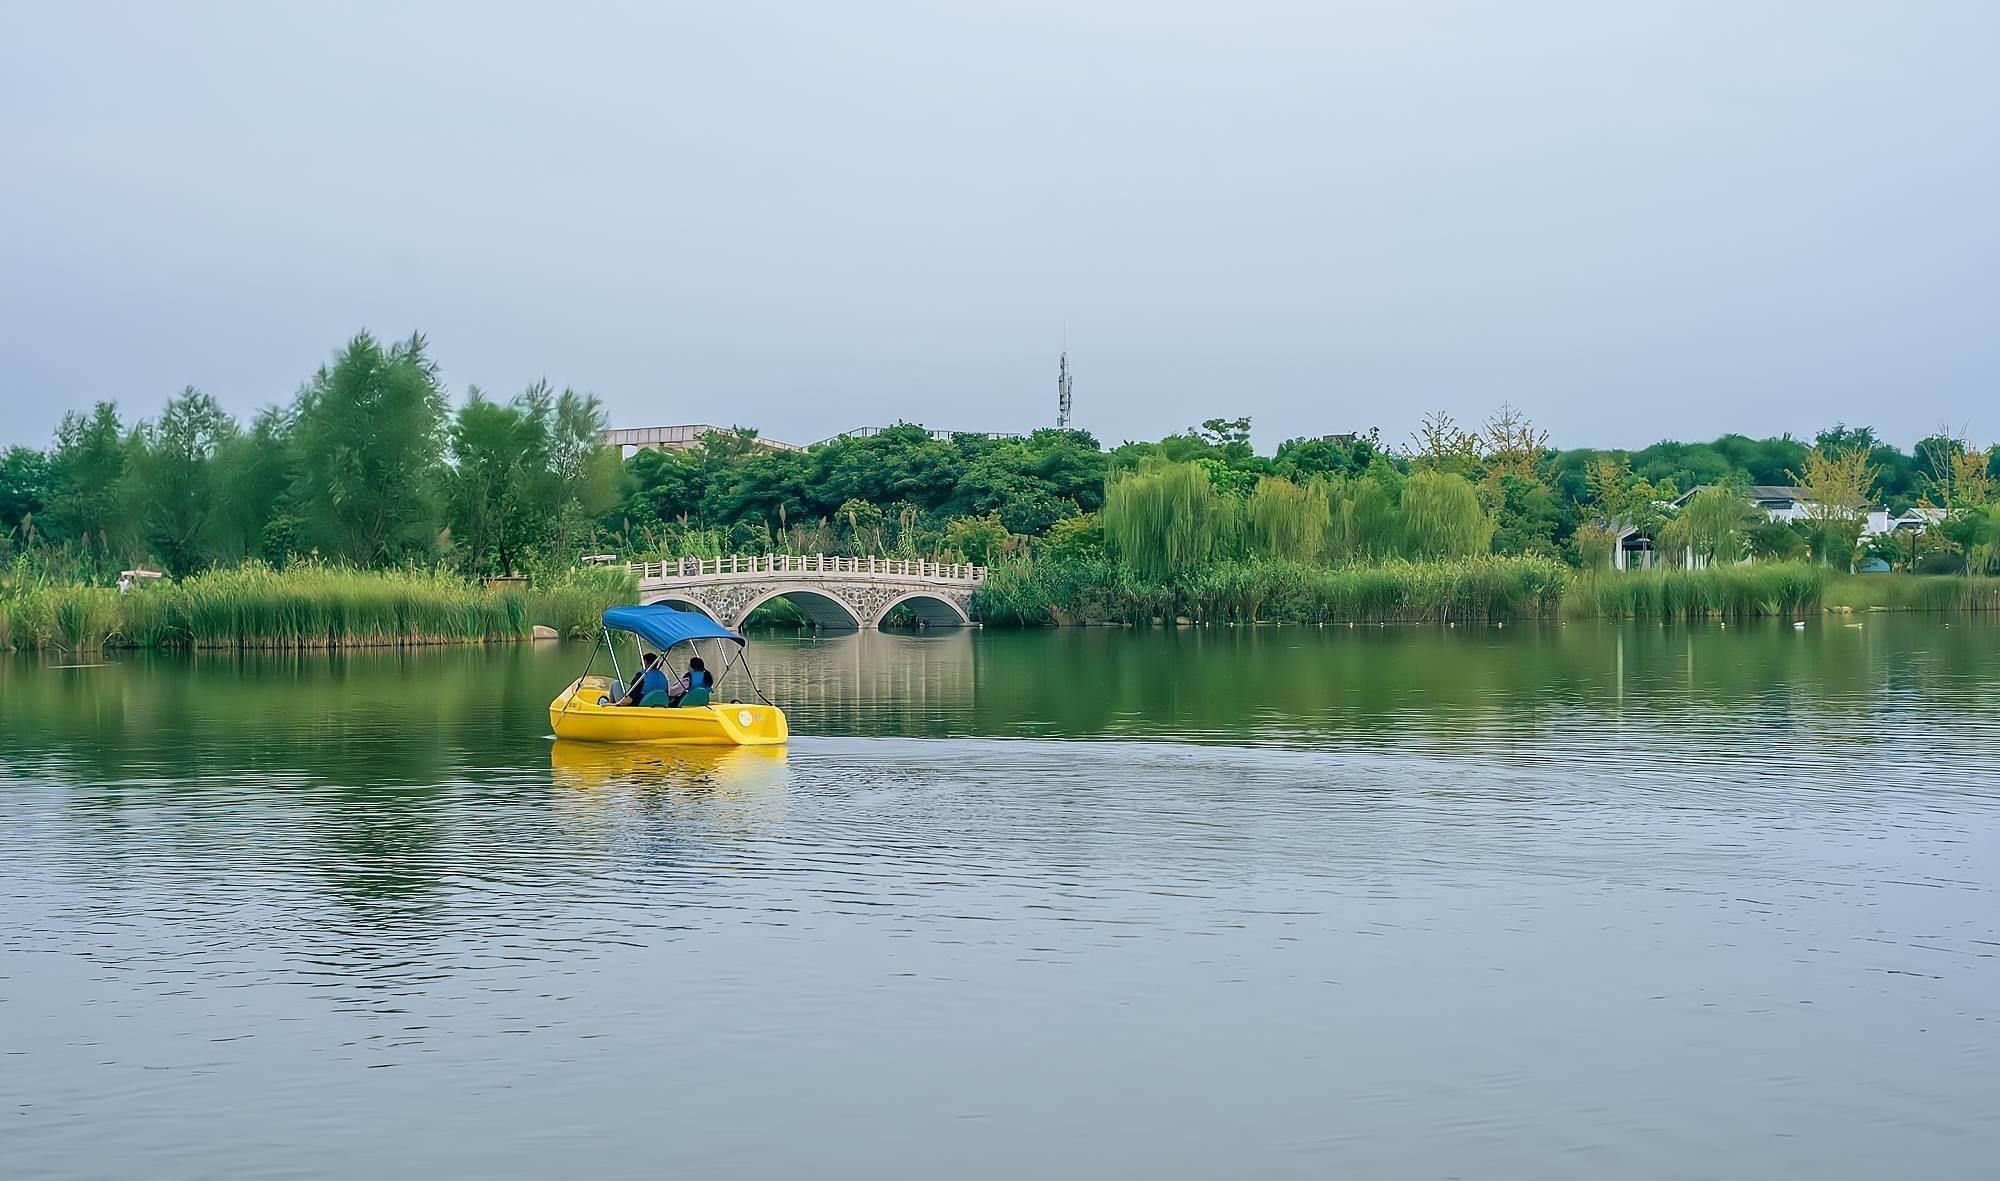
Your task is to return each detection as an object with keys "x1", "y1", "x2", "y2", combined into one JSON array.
[{"x1": 3, "y1": 619, "x2": 1998, "y2": 1180}]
